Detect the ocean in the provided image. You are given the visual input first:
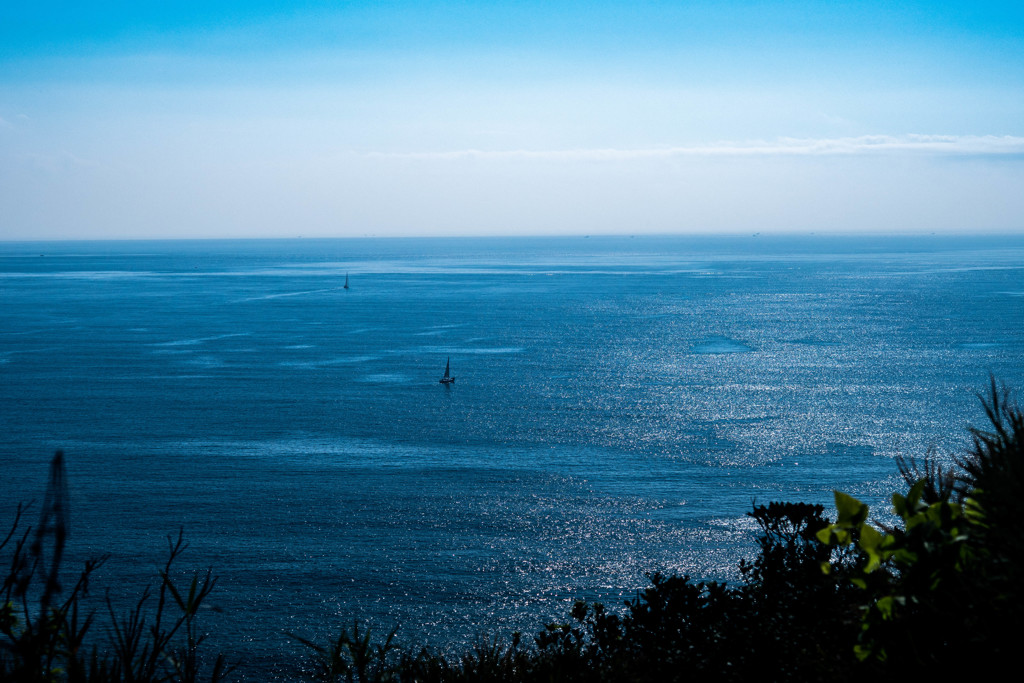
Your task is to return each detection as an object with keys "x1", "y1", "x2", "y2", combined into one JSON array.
[{"x1": 2, "y1": 234, "x2": 1022, "y2": 676}]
